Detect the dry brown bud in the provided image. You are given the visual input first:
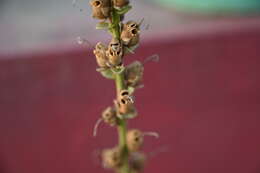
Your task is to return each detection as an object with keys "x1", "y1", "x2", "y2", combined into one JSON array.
[
  {"x1": 127, "y1": 129, "x2": 143, "y2": 152},
  {"x1": 129, "y1": 152, "x2": 146, "y2": 172},
  {"x1": 125, "y1": 61, "x2": 144, "y2": 88},
  {"x1": 106, "y1": 38, "x2": 123, "y2": 66},
  {"x1": 93, "y1": 42, "x2": 109, "y2": 68},
  {"x1": 121, "y1": 21, "x2": 140, "y2": 47},
  {"x1": 113, "y1": 0, "x2": 129, "y2": 8},
  {"x1": 102, "y1": 106, "x2": 118, "y2": 126},
  {"x1": 102, "y1": 147, "x2": 122, "y2": 169},
  {"x1": 89, "y1": 0, "x2": 111, "y2": 19}
]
